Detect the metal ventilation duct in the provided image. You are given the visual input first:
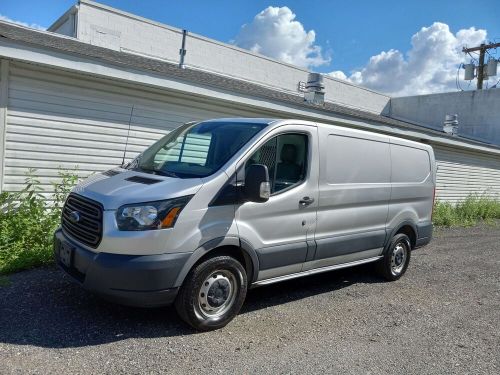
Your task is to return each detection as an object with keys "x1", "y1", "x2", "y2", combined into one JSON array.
[
  {"x1": 304, "y1": 73, "x2": 325, "y2": 105},
  {"x1": 443, "y1": 114, "x2": 459, "y2": 136}
]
